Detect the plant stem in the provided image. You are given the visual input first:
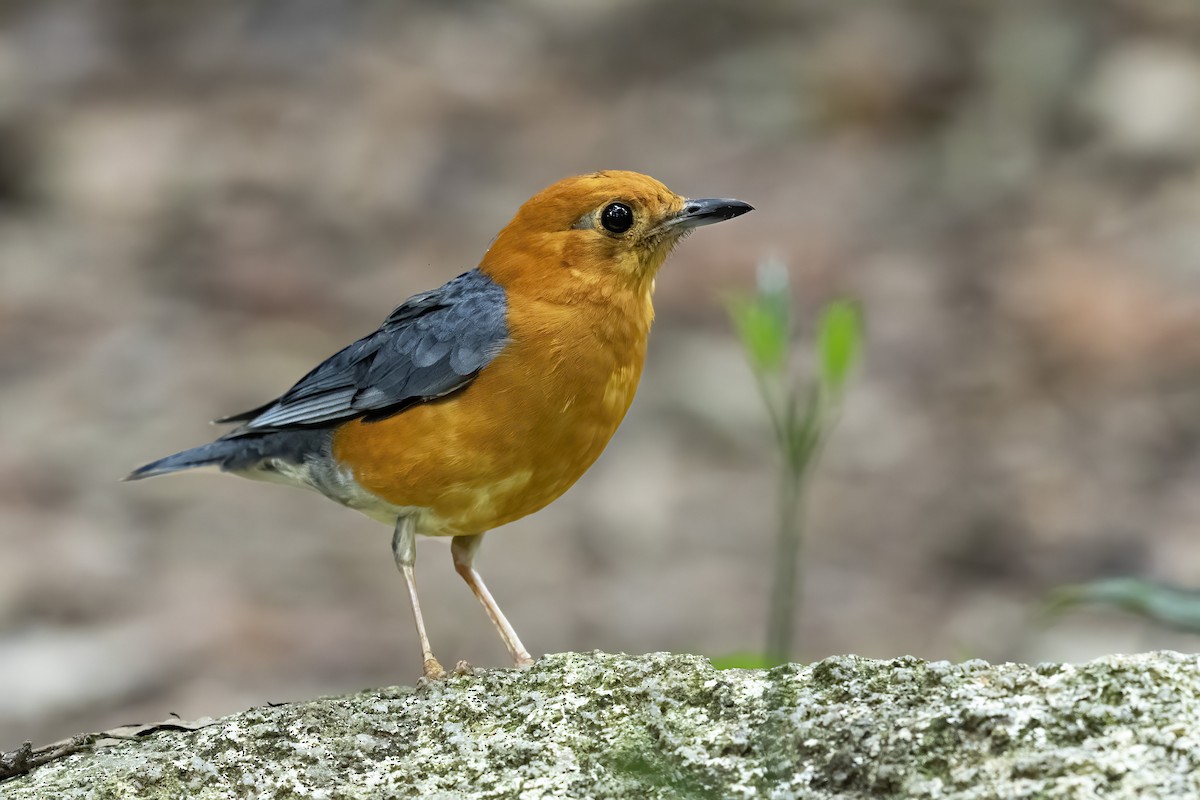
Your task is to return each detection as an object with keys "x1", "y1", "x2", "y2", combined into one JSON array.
[
  {"x1": 766, "y1": 465, "x2": 807, "y2": 665},
  {"x1": 752, "y1": 371, "x2": 787, "y2": 451}
]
